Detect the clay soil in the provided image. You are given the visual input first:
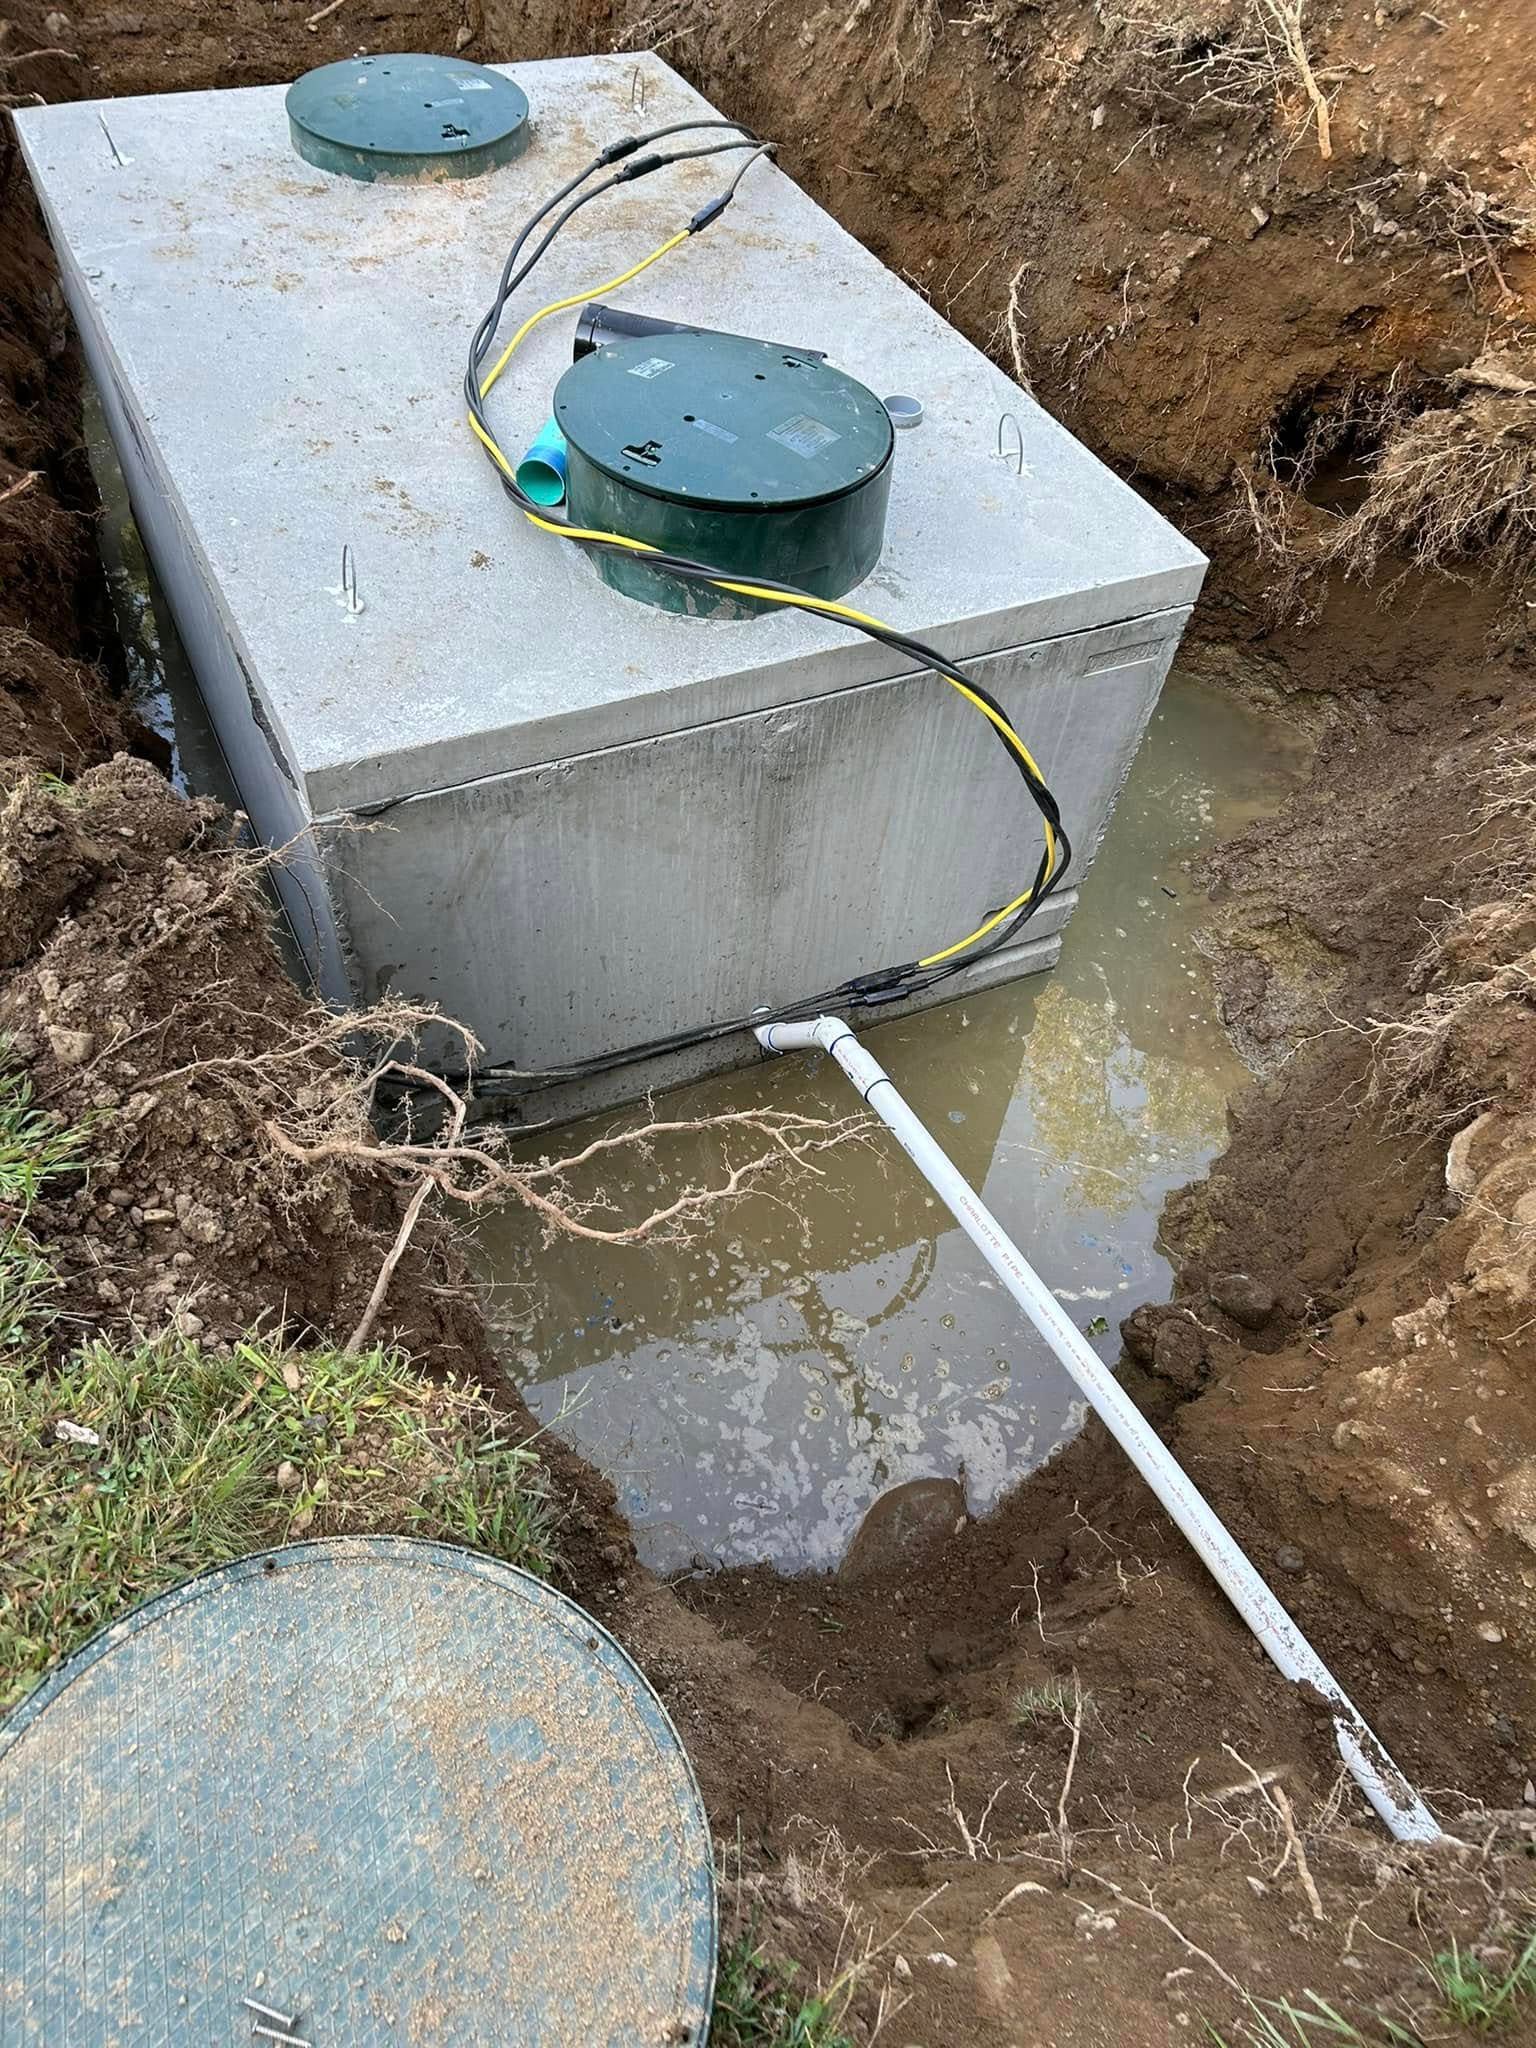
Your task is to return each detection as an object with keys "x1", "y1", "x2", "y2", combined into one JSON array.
[{"x1": 6, "y1": 0, "x2": 1536, "y2": 2040}]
